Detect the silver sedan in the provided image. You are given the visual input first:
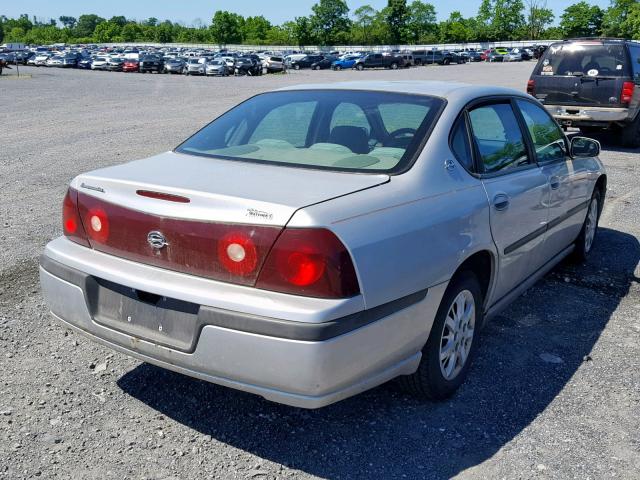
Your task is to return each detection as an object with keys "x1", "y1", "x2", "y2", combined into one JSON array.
[{"x1": 40, "y1": 81, "x2": 606, "y2": 408}]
